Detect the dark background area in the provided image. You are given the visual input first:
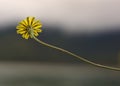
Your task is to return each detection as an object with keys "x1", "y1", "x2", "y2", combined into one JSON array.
[{"x1": 1, "y1": 24, "x2": 120, "y2": 65}]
